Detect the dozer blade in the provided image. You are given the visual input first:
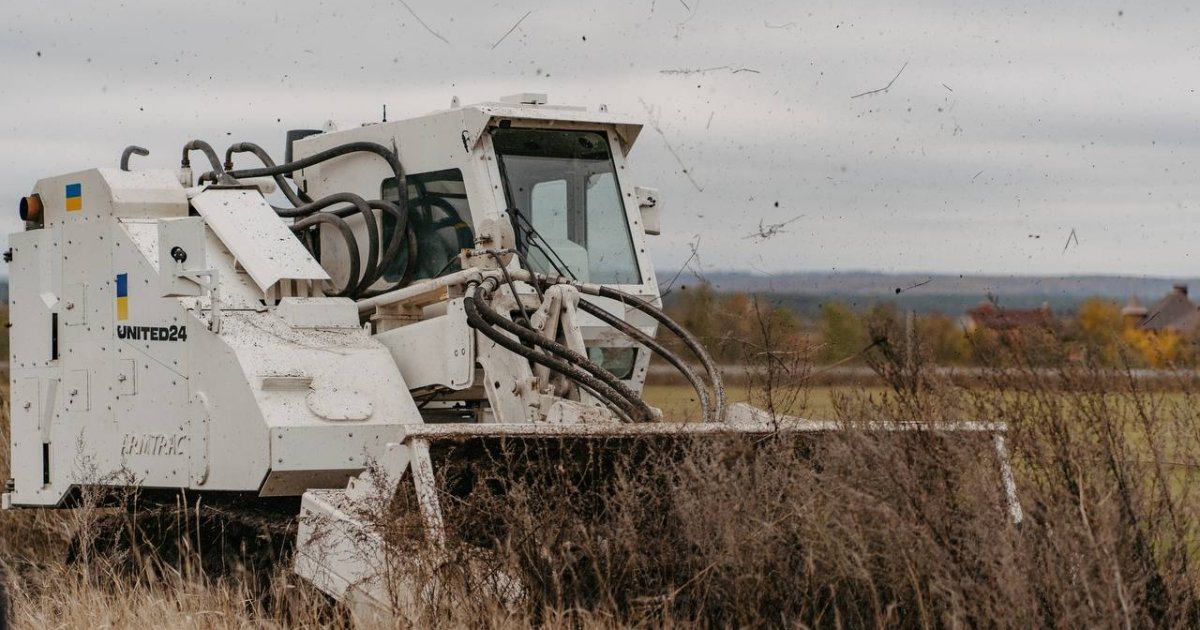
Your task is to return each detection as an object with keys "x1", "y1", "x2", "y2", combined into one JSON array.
[{"x1": 294, "y1": 404, "x2": 1021, "y2": 624}]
